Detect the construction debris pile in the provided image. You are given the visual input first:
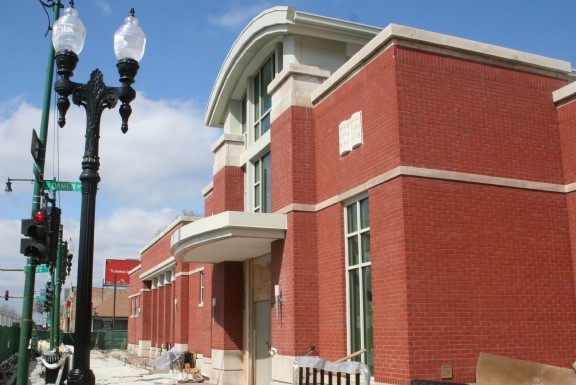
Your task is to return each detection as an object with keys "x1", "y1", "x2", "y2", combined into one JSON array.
[{"x1": 0, "y1": 353, "x2": 18, "y2": 385}]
